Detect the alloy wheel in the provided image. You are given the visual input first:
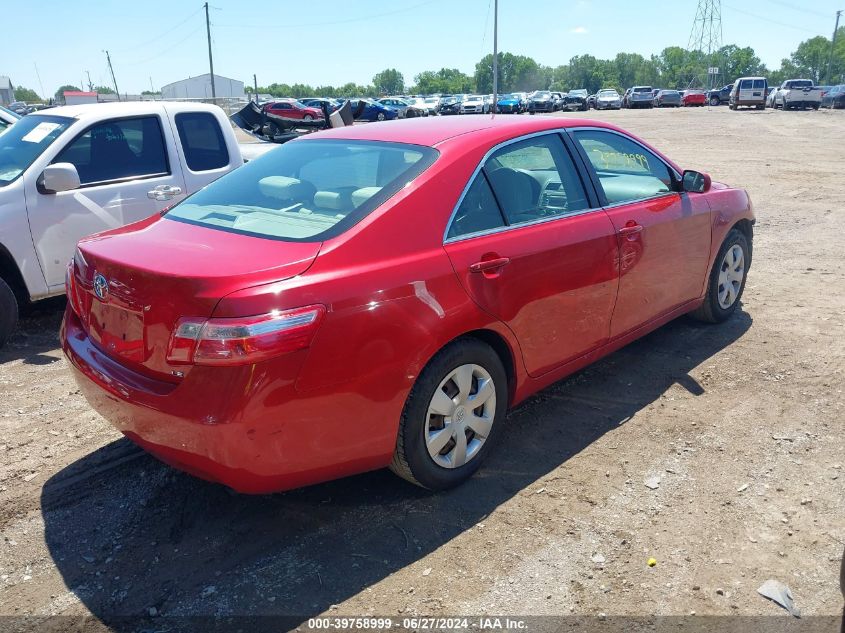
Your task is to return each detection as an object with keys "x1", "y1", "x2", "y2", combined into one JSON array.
[
  {"x1": 718, "y1": 244, "x2": 745, "y2": 309},
  {"x1": 425, "y1": 364, "x2": 497, "y2": 469}
]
